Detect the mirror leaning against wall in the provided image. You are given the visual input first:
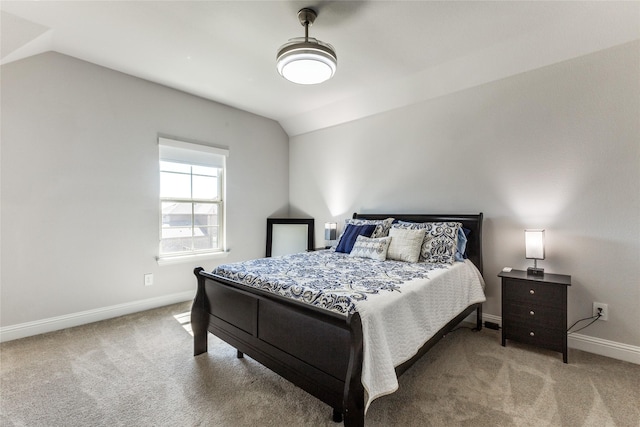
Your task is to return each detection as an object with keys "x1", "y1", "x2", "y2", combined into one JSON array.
[{"x1": 266, "y1": 218, "x2": 315, "y2": 257}]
